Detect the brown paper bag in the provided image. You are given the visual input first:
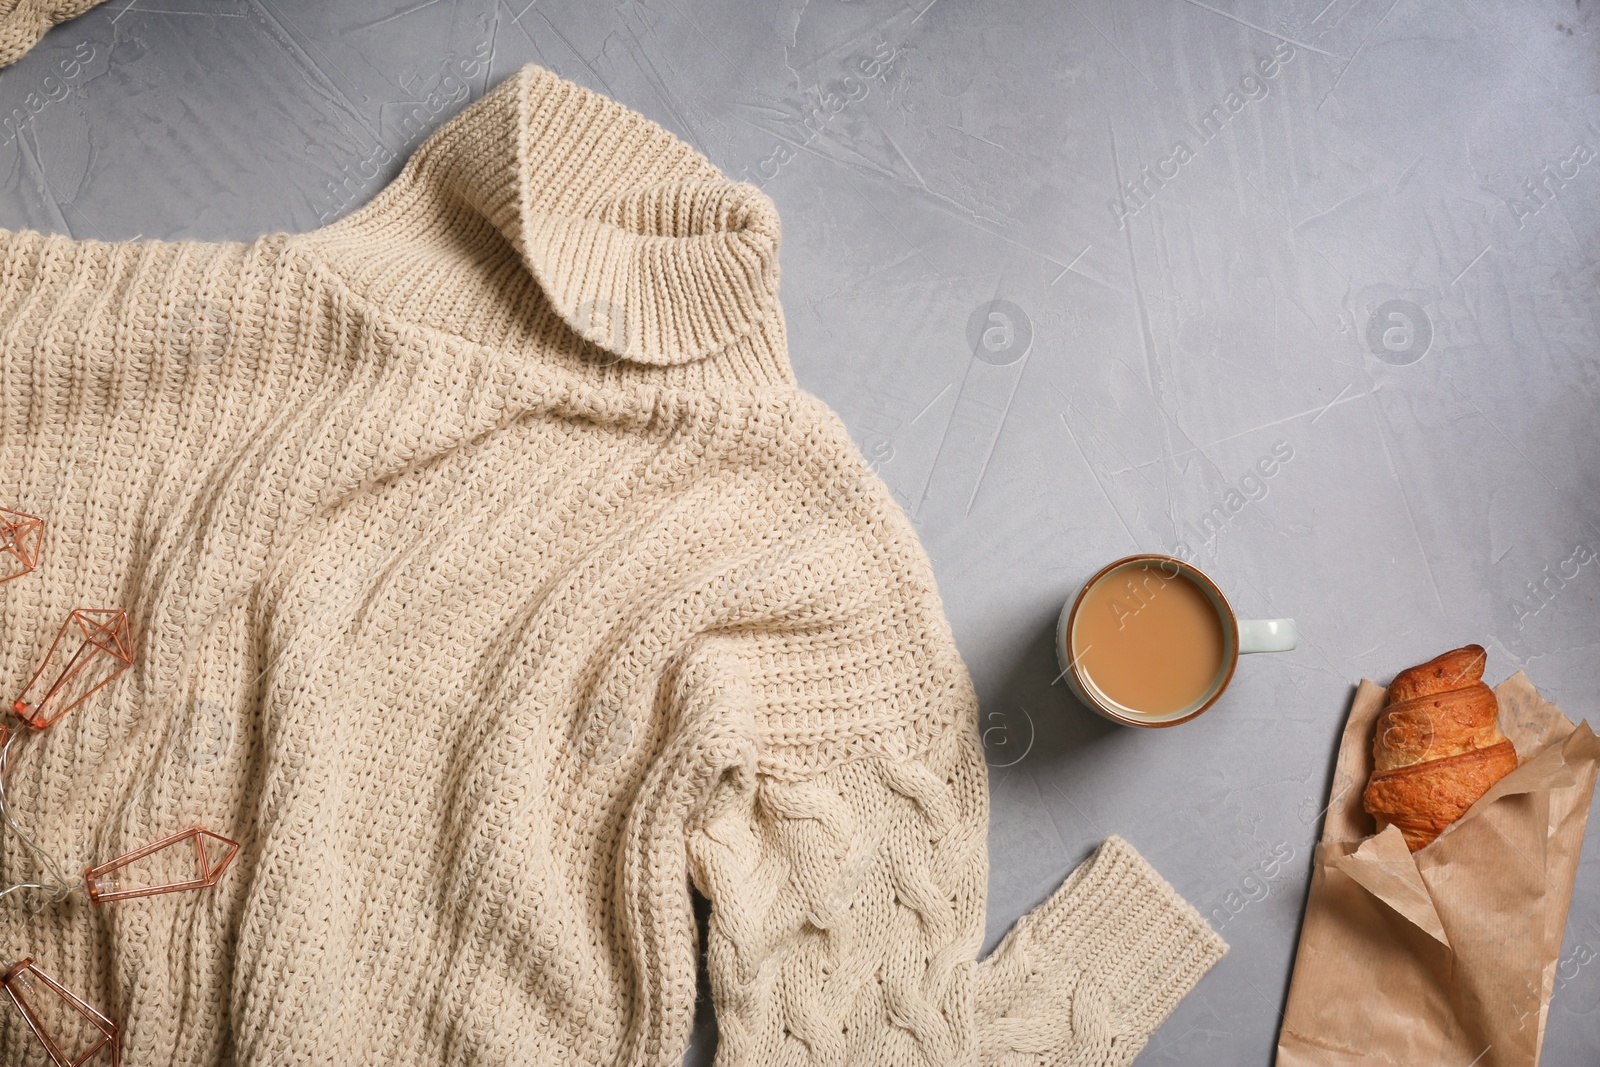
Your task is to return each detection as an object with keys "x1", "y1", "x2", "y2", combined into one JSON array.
[{"x1": 1276, "y1": 672, "x2": 1600, "y2": 1067}]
